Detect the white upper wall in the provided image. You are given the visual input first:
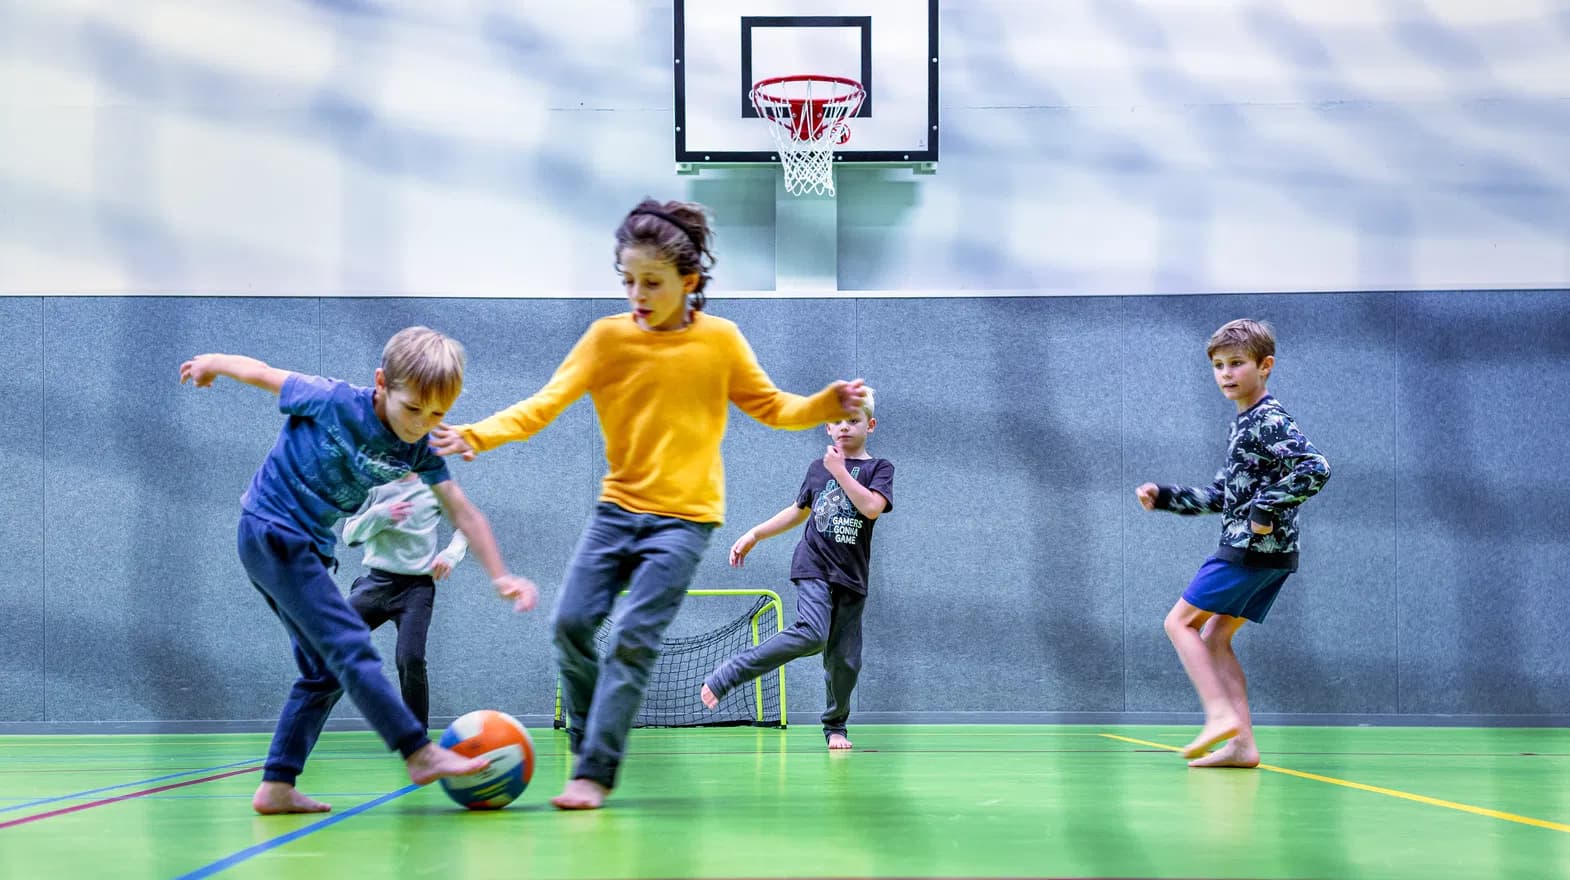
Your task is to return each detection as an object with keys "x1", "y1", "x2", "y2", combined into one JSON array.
[{"x1": 2, "y1": 0, "x2": 1566, "y2": 295}]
